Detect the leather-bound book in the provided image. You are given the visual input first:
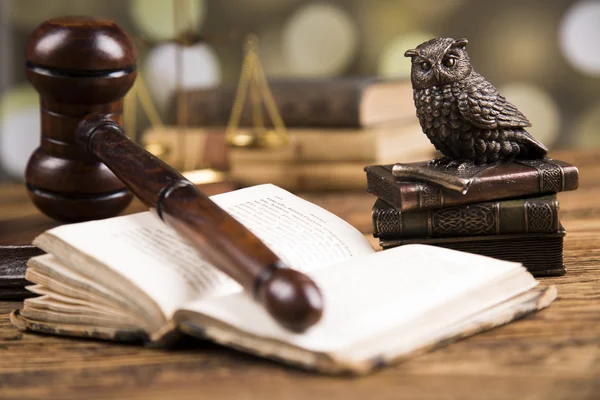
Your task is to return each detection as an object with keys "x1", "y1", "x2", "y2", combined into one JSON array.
[
  {"x1": 173, "y1": 78, "x2": 414, "y2": 128},
  {"x1": 380, "y1": 229, "x2": 567, "y2": 277},
  {"x1": 0, "y1": 214, "x2": 52, "y2": 300},
  {"x1": 0, "y1": 246, "x2": 44, "y2": 299},
  {"x1": 372, "y1": 194, "x2": 561, "y2": 239},
  {"x1": 365, "y1": 159, "x2": 579, "y2": 212},
  {"x1": 144, "y1": 121, "x2": 433, "y2": 165}
]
